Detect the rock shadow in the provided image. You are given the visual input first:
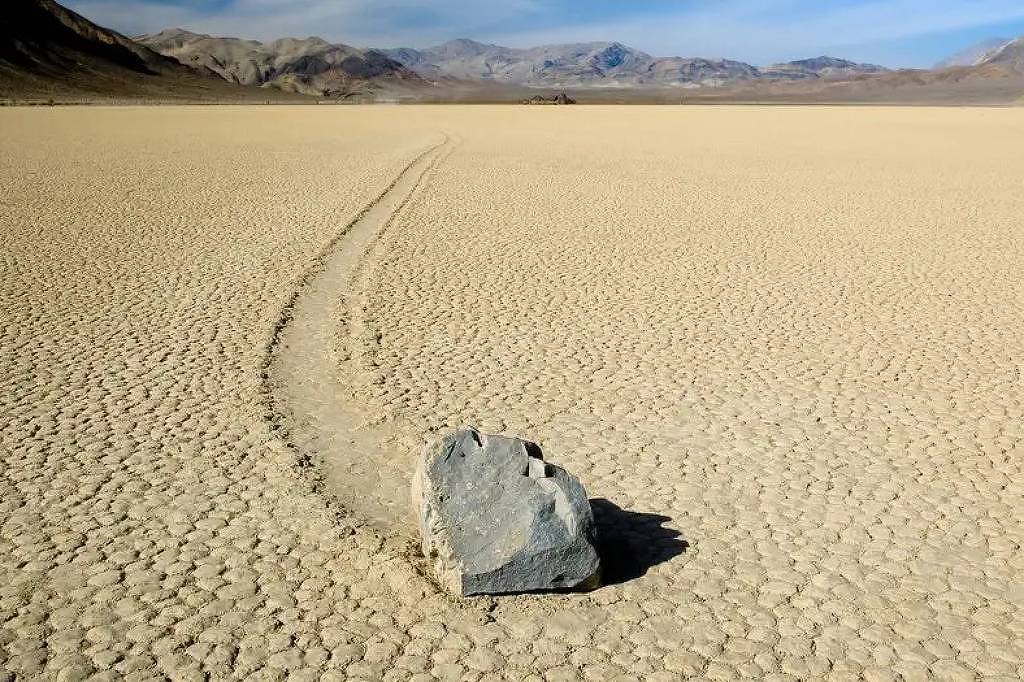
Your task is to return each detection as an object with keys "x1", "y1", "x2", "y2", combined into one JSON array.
[{"x1": 590, "y1": 498, "x2": 688, "y2": 585}]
